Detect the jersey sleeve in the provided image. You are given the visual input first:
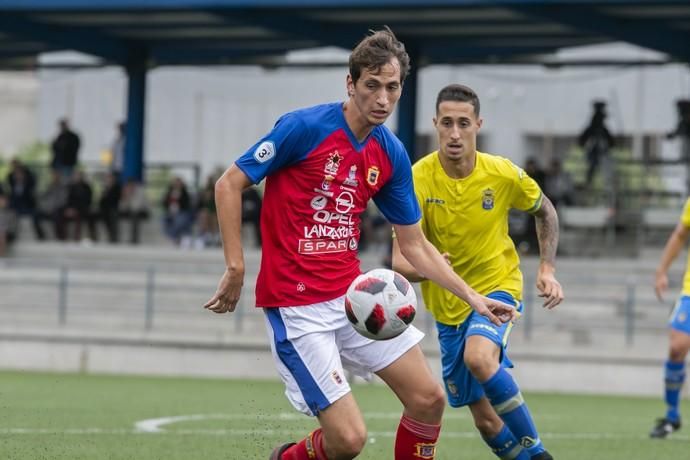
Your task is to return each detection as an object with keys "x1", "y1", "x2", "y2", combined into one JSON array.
[
  {"x1": 508, "y1": 160, "x2": 543, "y2": 213},
  {"x1": 681, "y1": 198, "x2": 690, "y2": 228},
  {"x1": 234, "y1": 113, "x2": 310, "y2": 184},
  {"x1": 372, "y1": 134, "x2": 421, "y2": 225}
]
